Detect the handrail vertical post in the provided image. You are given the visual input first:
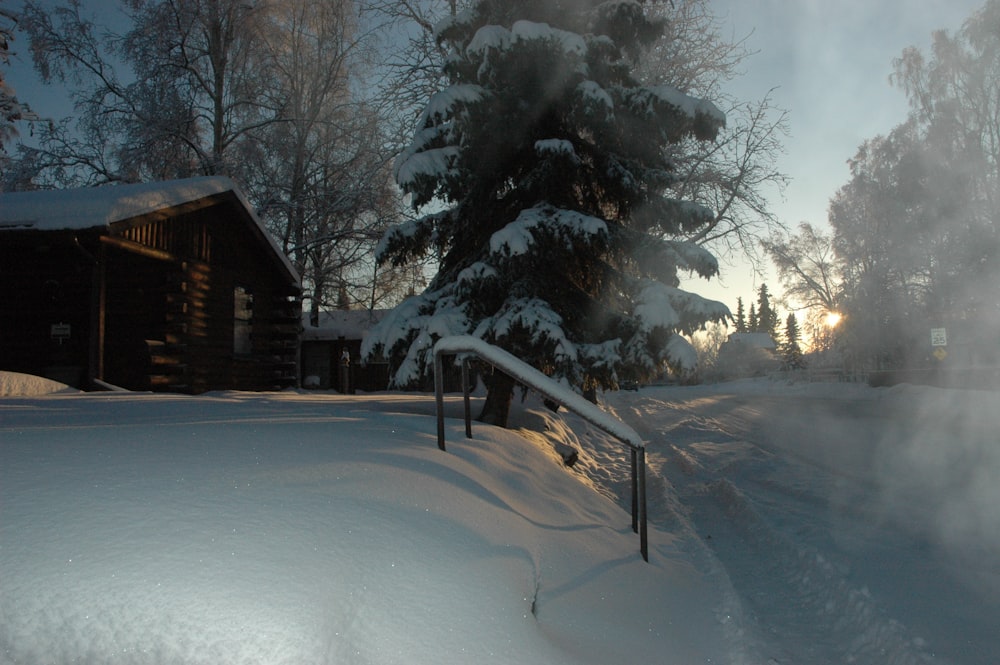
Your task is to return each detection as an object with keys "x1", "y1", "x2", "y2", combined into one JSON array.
[
  {"x1": 434, "y1": 351, "x2": 446, "y2": 451},
  {"x1": 638, "y1": 447, "x2": 648, "y2": 562},
  {"x1": 462, "y1": 357, "x2": 472, "y2": 439},
  {"x1": 434, "y1": 336, "x2": 651, "y2": 561},
  {"x1": 630, "y1": 448, "x2": 638, "y2": 533}
]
